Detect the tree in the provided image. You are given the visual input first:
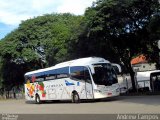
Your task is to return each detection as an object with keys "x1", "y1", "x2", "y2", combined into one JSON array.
[
  {"x1": 0, "y1": 13, "x2": 83, "y2": 88},
  {"x1": 74, "y1": 0, "x2": 160, "y2": 91}
]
